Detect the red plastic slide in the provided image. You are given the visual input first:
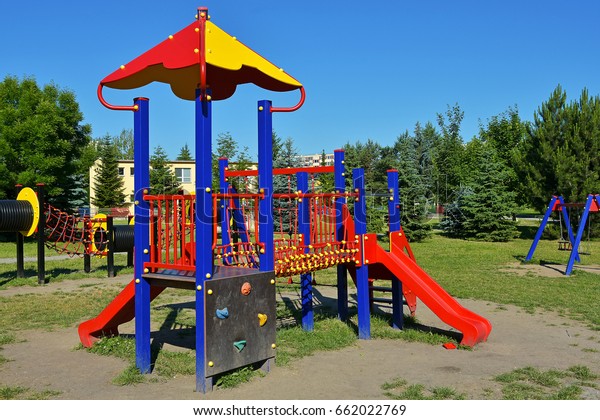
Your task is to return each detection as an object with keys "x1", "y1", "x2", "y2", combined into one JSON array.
[
  {"x1": 78, "y1": 280, "x2": 164, "y2": 347},
  {"x1": 365, "y1": 233, "x2": 491, "y2": 347}
]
